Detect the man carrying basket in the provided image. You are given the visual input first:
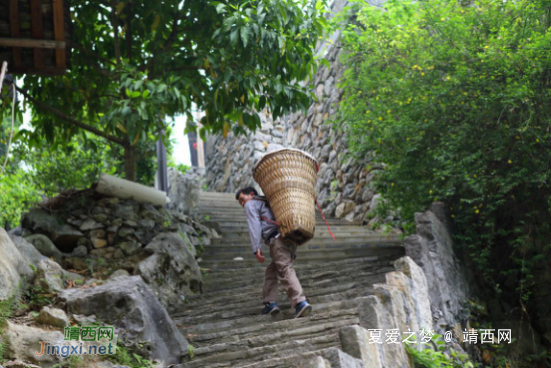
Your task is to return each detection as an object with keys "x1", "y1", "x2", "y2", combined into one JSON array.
[{"x1": 236, "y1": 187, "x2": 312, "y2": 319}]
